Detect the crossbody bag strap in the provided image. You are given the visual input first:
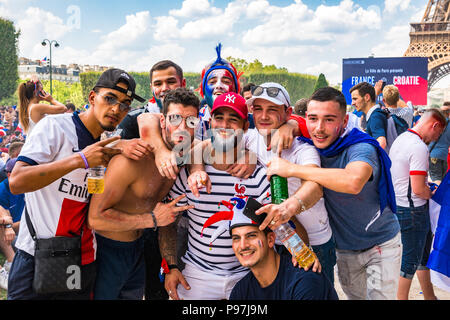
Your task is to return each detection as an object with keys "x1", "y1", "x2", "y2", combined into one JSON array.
[{"x1": 24, "y1": 204, "x2": 38, "y2": 242}]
